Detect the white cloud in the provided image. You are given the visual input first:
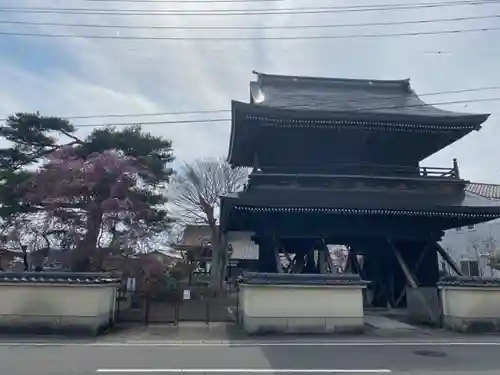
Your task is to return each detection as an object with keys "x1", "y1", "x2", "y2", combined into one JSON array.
[{"x1": 0, "y1": 0, "x2": 499, "y2": 180}]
